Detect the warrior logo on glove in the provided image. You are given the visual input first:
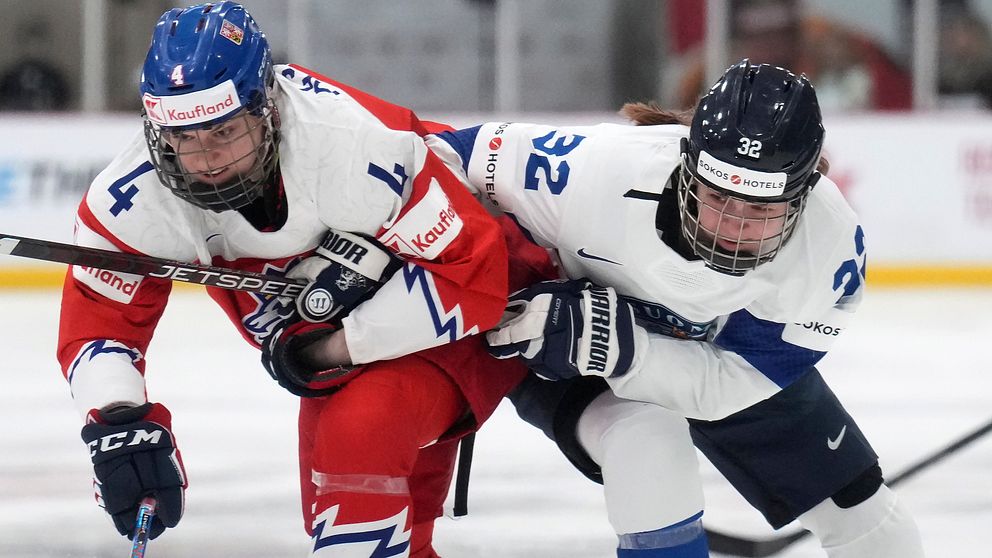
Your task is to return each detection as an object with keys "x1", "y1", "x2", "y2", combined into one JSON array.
[
  {"x1": 486, "y1": 279, "x2": 648, "y2": 381},
  {"x1": 292, "y1": 229, "x2": 401, "y2": 323}
]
